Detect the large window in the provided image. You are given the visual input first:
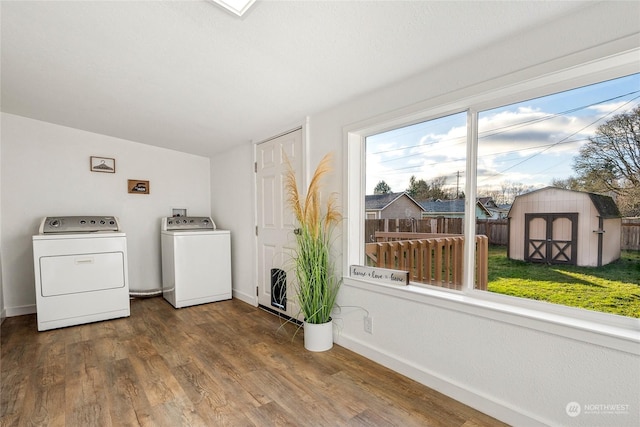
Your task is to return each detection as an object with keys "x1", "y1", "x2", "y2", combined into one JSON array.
[
  {"x1": 359, "y1": 70, "x2": 640, "y2": 319},
  {"x1": 476, "y1": 73, "x2": 639, "y2": 319},
  {"x1": 364, "y1": 112, "x2": 470, "y2": 290}
]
